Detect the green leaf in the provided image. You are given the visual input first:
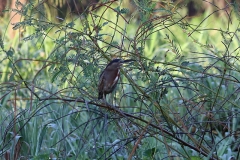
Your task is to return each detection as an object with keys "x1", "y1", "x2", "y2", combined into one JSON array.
[
  {"x1": 6, "y1": 48, "x2": 14, "y2": 57},
  {"x1": 120, "y1": 8, "x2": 129, "y2": 14},
  {"x1": 115, "y1": 6, "x2": 120, "y2": 12},
  {"x1": 189, "y1": 63, "x2": 204, "y2": 72},
  {"x1": 67, "y1": 21, "x2": 75, "y2": 28},
  {"x1": 32, "y1": 154, "x2": 51, "y2": 160},
  {"x1": 181, "y1": 61, "x2": 189, "y2": 66},
  {"x1": 36, "y1": 126, "x2": 47, "y2": 154},
  {"x1": 0, "y1": 37, "x2": 4, "y2": 49},
  {"x1": 13, "y1": 21, "x2": 23, "y2": 30},
  {"x1": 143, "y1": 147, "x2": 158, "y2": 157},
  {"x1": 51, "y1": 69, "x2": 61, "y2": 82},
  {"x1": 102, "y1": 22, "x2": 108, "y2": 26},
  {"x1": 189, "y1": 156, "x2": 202, "y2": 160}
]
